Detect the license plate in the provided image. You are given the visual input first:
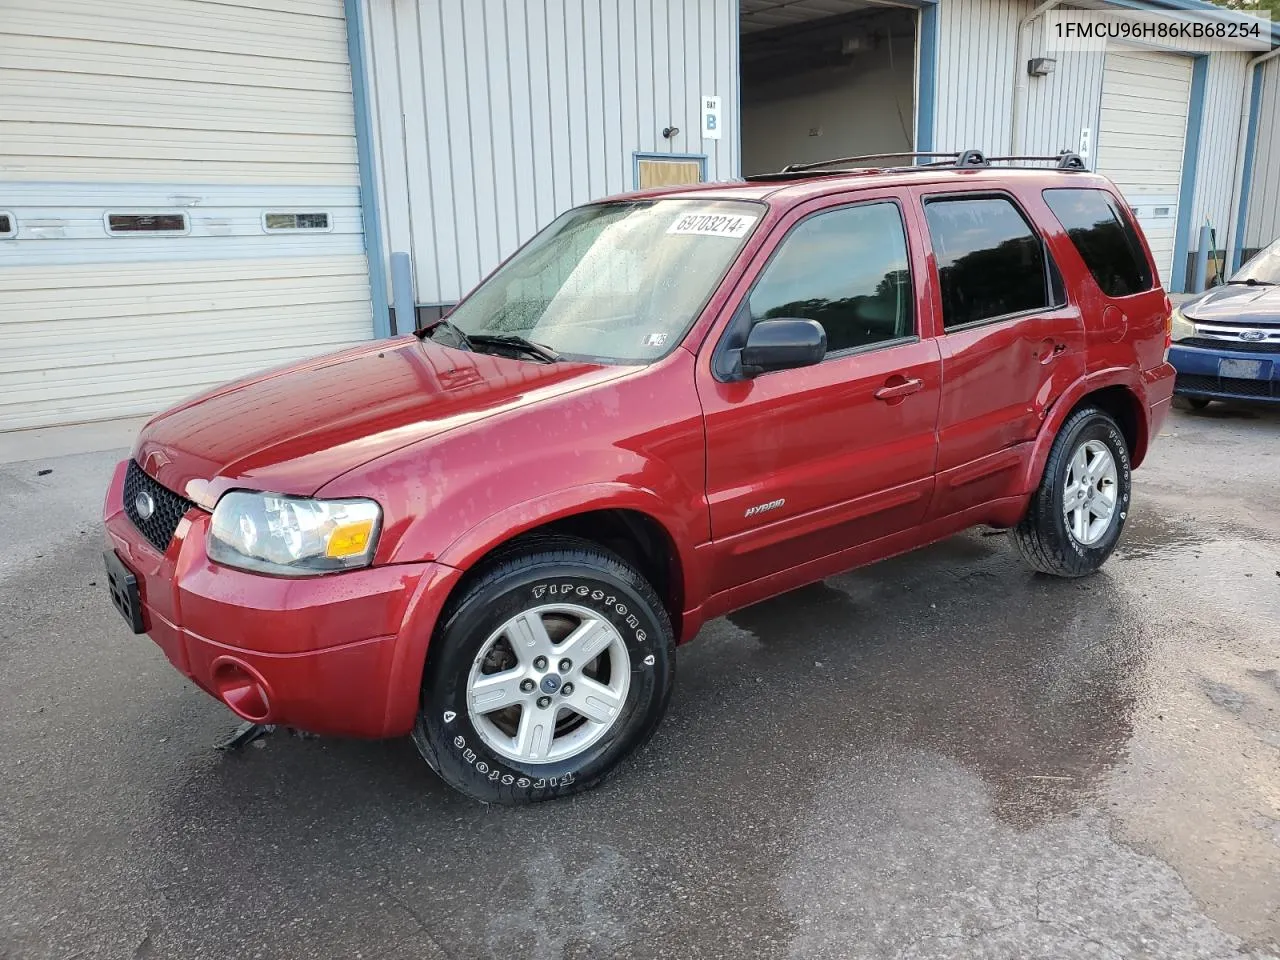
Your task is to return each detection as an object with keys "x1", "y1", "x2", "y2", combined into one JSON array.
[
  {"x1": 1219, "y1": 358, "x2": 1267, "y2": 380},
  {"x1": 104, "y1": 550, "x2": 145, "y2": 634}
]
